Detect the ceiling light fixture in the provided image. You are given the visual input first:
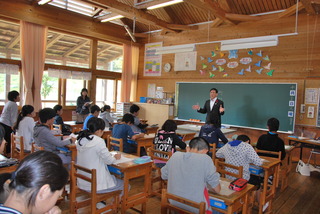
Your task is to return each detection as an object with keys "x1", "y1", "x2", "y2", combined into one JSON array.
[
  {"x1": 101, "y1": 15, "x2": 124, "y2": 22},
  {"x1": 147, "y1": 0, "x2": 183, "y2": 10},
  {"x1": 155, "y1": 44, "x2": 196, "y2": 55},
  {"x1": 220, "y1": 35, "x2": 279, "y2": 51},
  {"x1": 38, "y1": 0, "x2": 52, "y2": 5}
]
